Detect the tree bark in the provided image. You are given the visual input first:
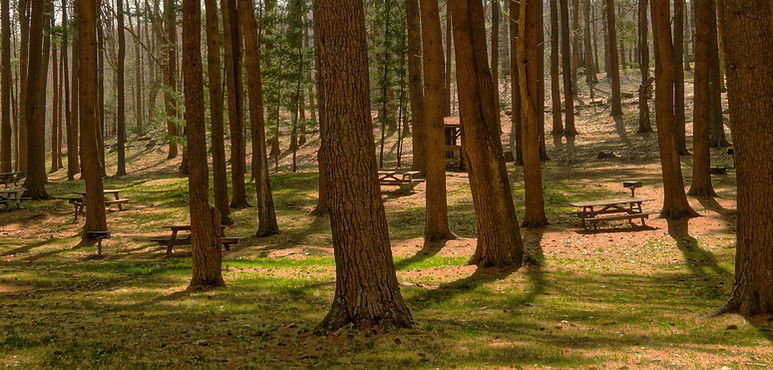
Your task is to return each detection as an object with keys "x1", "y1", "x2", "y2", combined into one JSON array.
[
  {"x1": 673, "y1": 0, "x2": 688, "y2": 155},
  {"x1": 68, "y1": 0, "x2": 80, "y2": 181},
  {"x1": 650, "y1": 0, "x2": 698, "y2": 220},
  {"x1": 549, "y1": 0, "x2": 563, "y2": 142},
  {"x1": 708, "y1": 3, "x2": 729, "y2": 149},
  {"x1": 222, "y1": 0, "x2": 248, "y2": 208},
  {"x1": 637, "y1": 0, "x2": 653, "y2": 133},
  {"x1": 714, "y1": 0, "x2": 773, "y2": 319},
  {"x1": 116, "y1": 0, "x2": 127, "y2": 176},
  {"x1": 451, "y1": 0, "x2": 526, "y2": 265},
  {"x1": 406, "y1": 0, "x2": 425, "y2": 174},
  {"x1": 203, "y1": 0, "x2": 231, "y2": 225},
  {"x1": 605, "y1": 0, "x2": 622, "y2": 116},
  {"x1": 687, "y1": 0, "x2": 716, "y2": 197},
  {"x1": 0, "y1": 0, "x2": 10, "y2": 173},
  {"x1": 559, "y1": 0, "x2": 576, "y2": 139},
  {"x1": 444, "y1": 10, "x2": 452, "y2": 117},
  {"x1": 78, "y1": 0, "x2": 108, "y2": 237},
  {"x1": 18, "y1": 0, "x2": 29, "y2": 173},
  {"x1": 240, "y1": 0, "x2": 279, "y2": 237},
  {"x1": 22, "y1": 0, "x2": 49, "y2": 199},
  {"x1": 420, "y1": 0, "x2": 455, "y2": 242},
  {"x1": 163, "y1": 0, "x2": 178, "y2": 159},
  {"x1": 182, "y1": 0, "x2": 225, "y2": 289},
  {"x1": 314, "y1": 0, "x2": 412, "y2": 332},
  {"x1": 509, "y1": 0, "x2": 522, "y2": 165}
]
